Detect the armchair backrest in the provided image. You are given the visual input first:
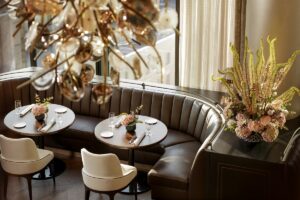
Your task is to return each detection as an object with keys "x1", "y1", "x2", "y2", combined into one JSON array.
[
  {"x1": 81, "y1": 148, "x2": 123, "y2": 178},
  {"x1": 0, "y1": 135, "x2": 39, "y2": 161}
]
